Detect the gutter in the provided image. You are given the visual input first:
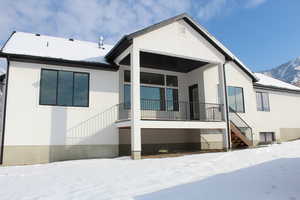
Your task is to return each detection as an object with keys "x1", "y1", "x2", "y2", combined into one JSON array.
[{"x1": 223, "y1": 59, "x2": 232, "y2": 150}]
